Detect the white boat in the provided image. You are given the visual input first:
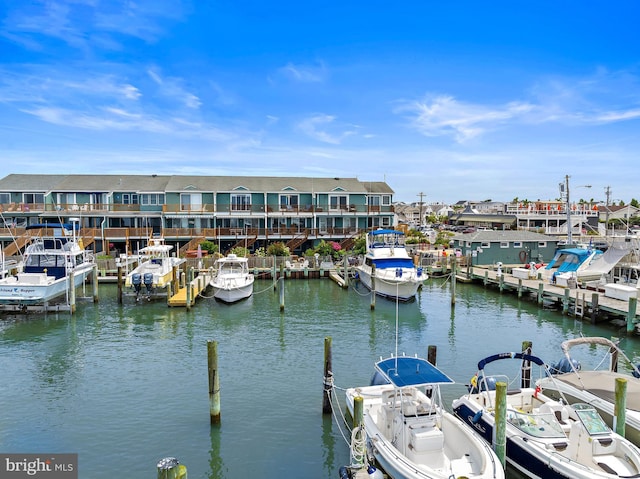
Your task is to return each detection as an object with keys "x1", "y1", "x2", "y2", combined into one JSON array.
[
  {"x1": 123, "y1": 237, "x2": 185, "y2": 300},
  {"x1": 355, "y1": 229, "x2": 426, "y2": 301},
  {"x1": 345, "y1": 354, "x2": 505, "y2": 479},
  {"x1": 0, "y1": 221, "x2": 95, "y2": 305},
  {"x1": 537, "y1": 336, "x2": 640, "y2": 447},
  {"x1": 211, "y1": 253, "x2": 254, "y2": 303},
  {"x1": 452, "y1": 351, "x2": 640, "y2": 479},
  {"x1": 543, "y1": 247, "x2": 604, "y2": 286}
]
